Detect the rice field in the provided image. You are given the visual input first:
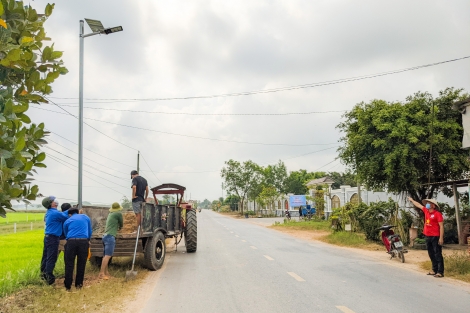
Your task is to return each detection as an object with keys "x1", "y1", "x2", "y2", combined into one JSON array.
[
  {"x1": 0, "y1": 230, "x2": 64, "y2": 297},
  {"x1": 0, "y1": 212, "x2": 45, "y2": 224}
]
